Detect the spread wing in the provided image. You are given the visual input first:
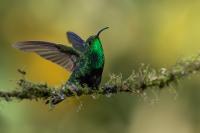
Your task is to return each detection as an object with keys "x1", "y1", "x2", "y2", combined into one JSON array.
[
  {"x1": 13, "y1": 41, "x2": 80, "y2": 71},
  {"x1": 66, "y1": 32, "x2": 88, "y2": 52}
]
